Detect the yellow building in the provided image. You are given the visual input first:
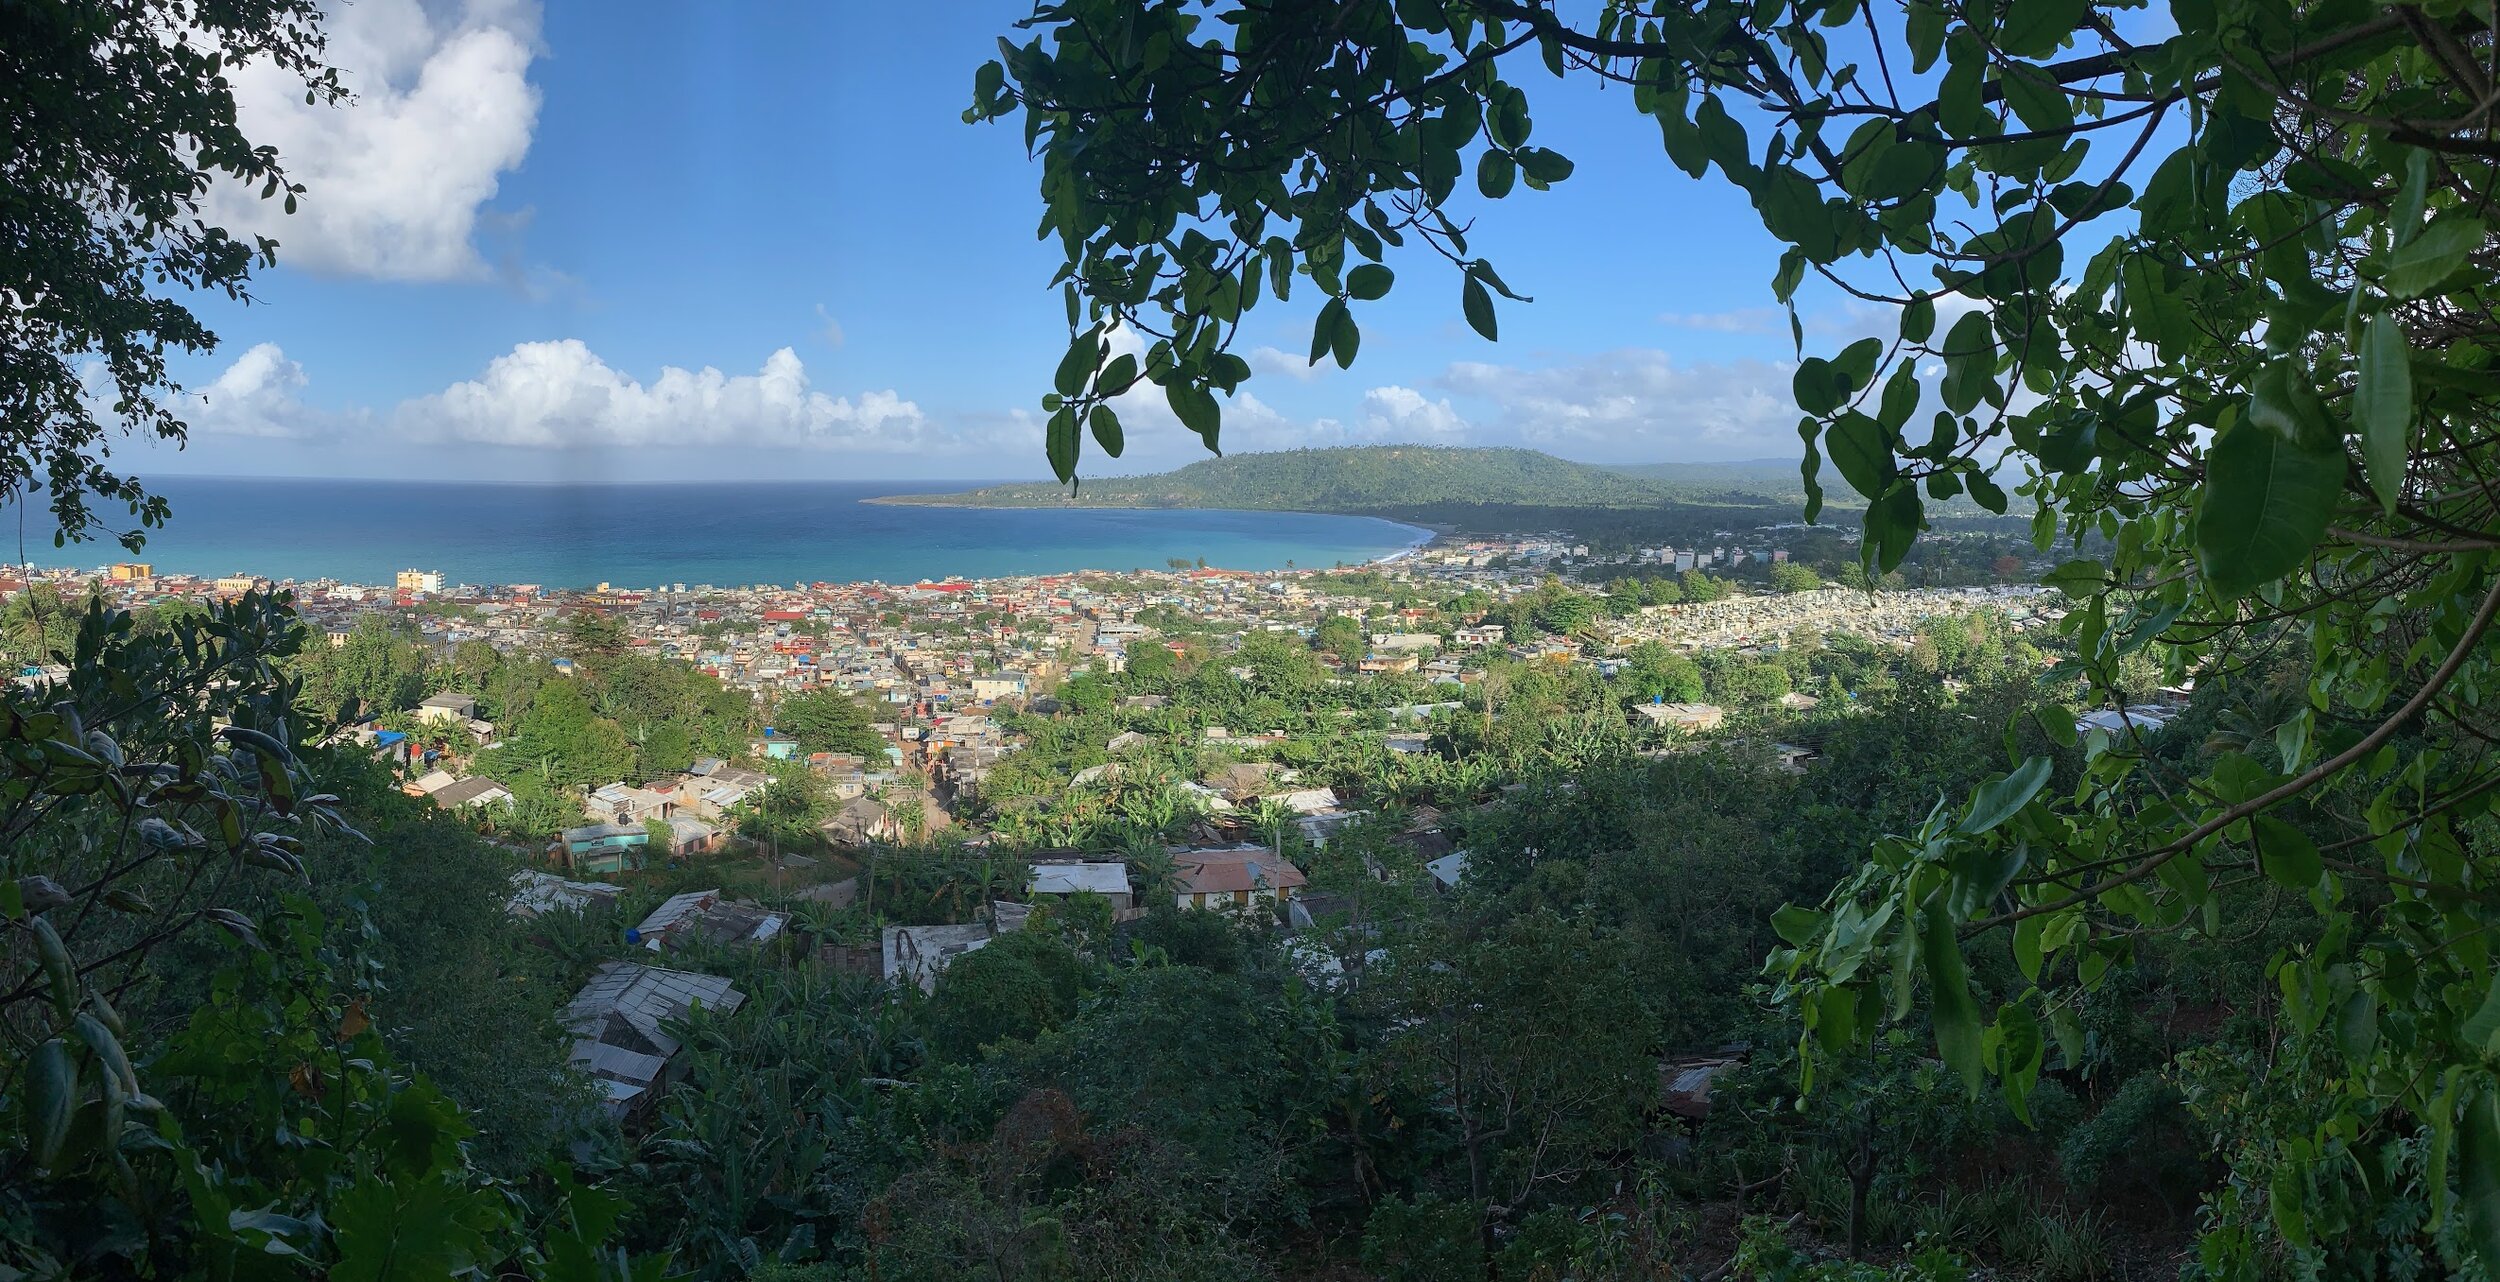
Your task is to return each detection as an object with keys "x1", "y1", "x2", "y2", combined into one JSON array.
[
  {"x1": 108, "y1": 562, "x2": 153, "y2": 581},
  {"x1": 396, "y1": 568, "x2": 444, "y2": 594}
]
